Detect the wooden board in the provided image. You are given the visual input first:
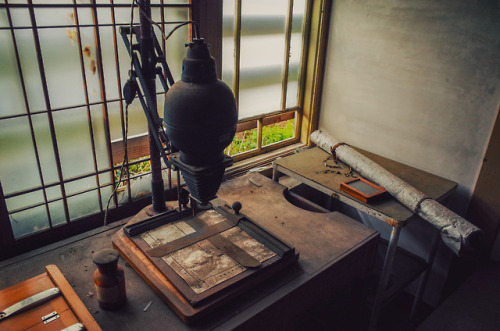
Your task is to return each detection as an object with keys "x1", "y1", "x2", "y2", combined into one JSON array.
[
  {"x1": 274, "y1": 147, "x2": 458, "y2": 223},
  {"x1": 0, "y1": 265, "x2": 101, "y2": 331}
]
